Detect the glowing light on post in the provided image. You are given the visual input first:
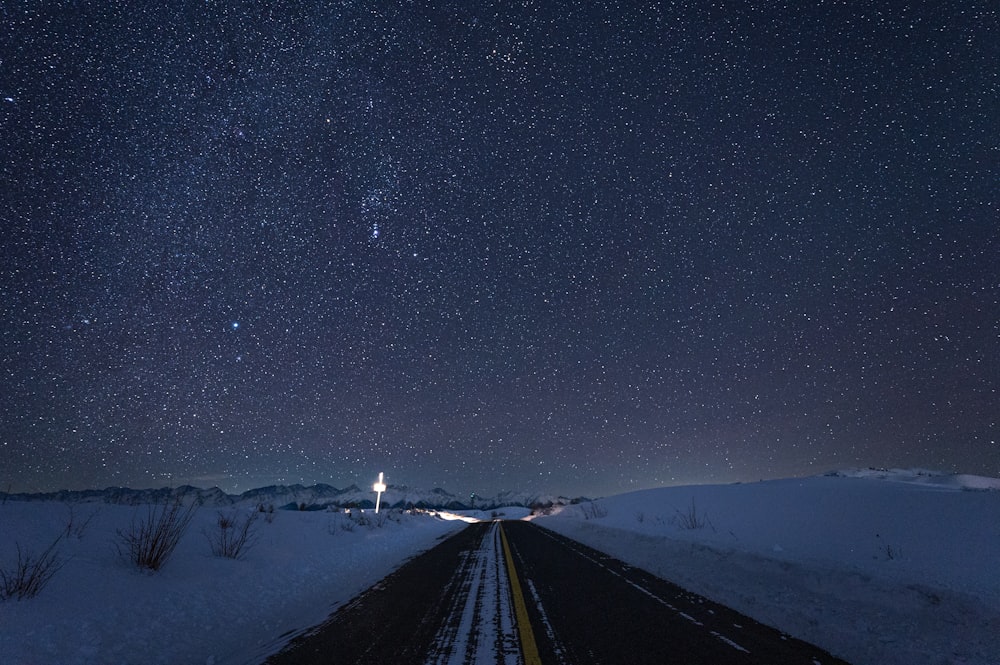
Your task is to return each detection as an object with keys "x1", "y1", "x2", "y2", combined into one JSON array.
[{"x1": 373, "y1": 472, "x2": 387, "y2": 513}]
